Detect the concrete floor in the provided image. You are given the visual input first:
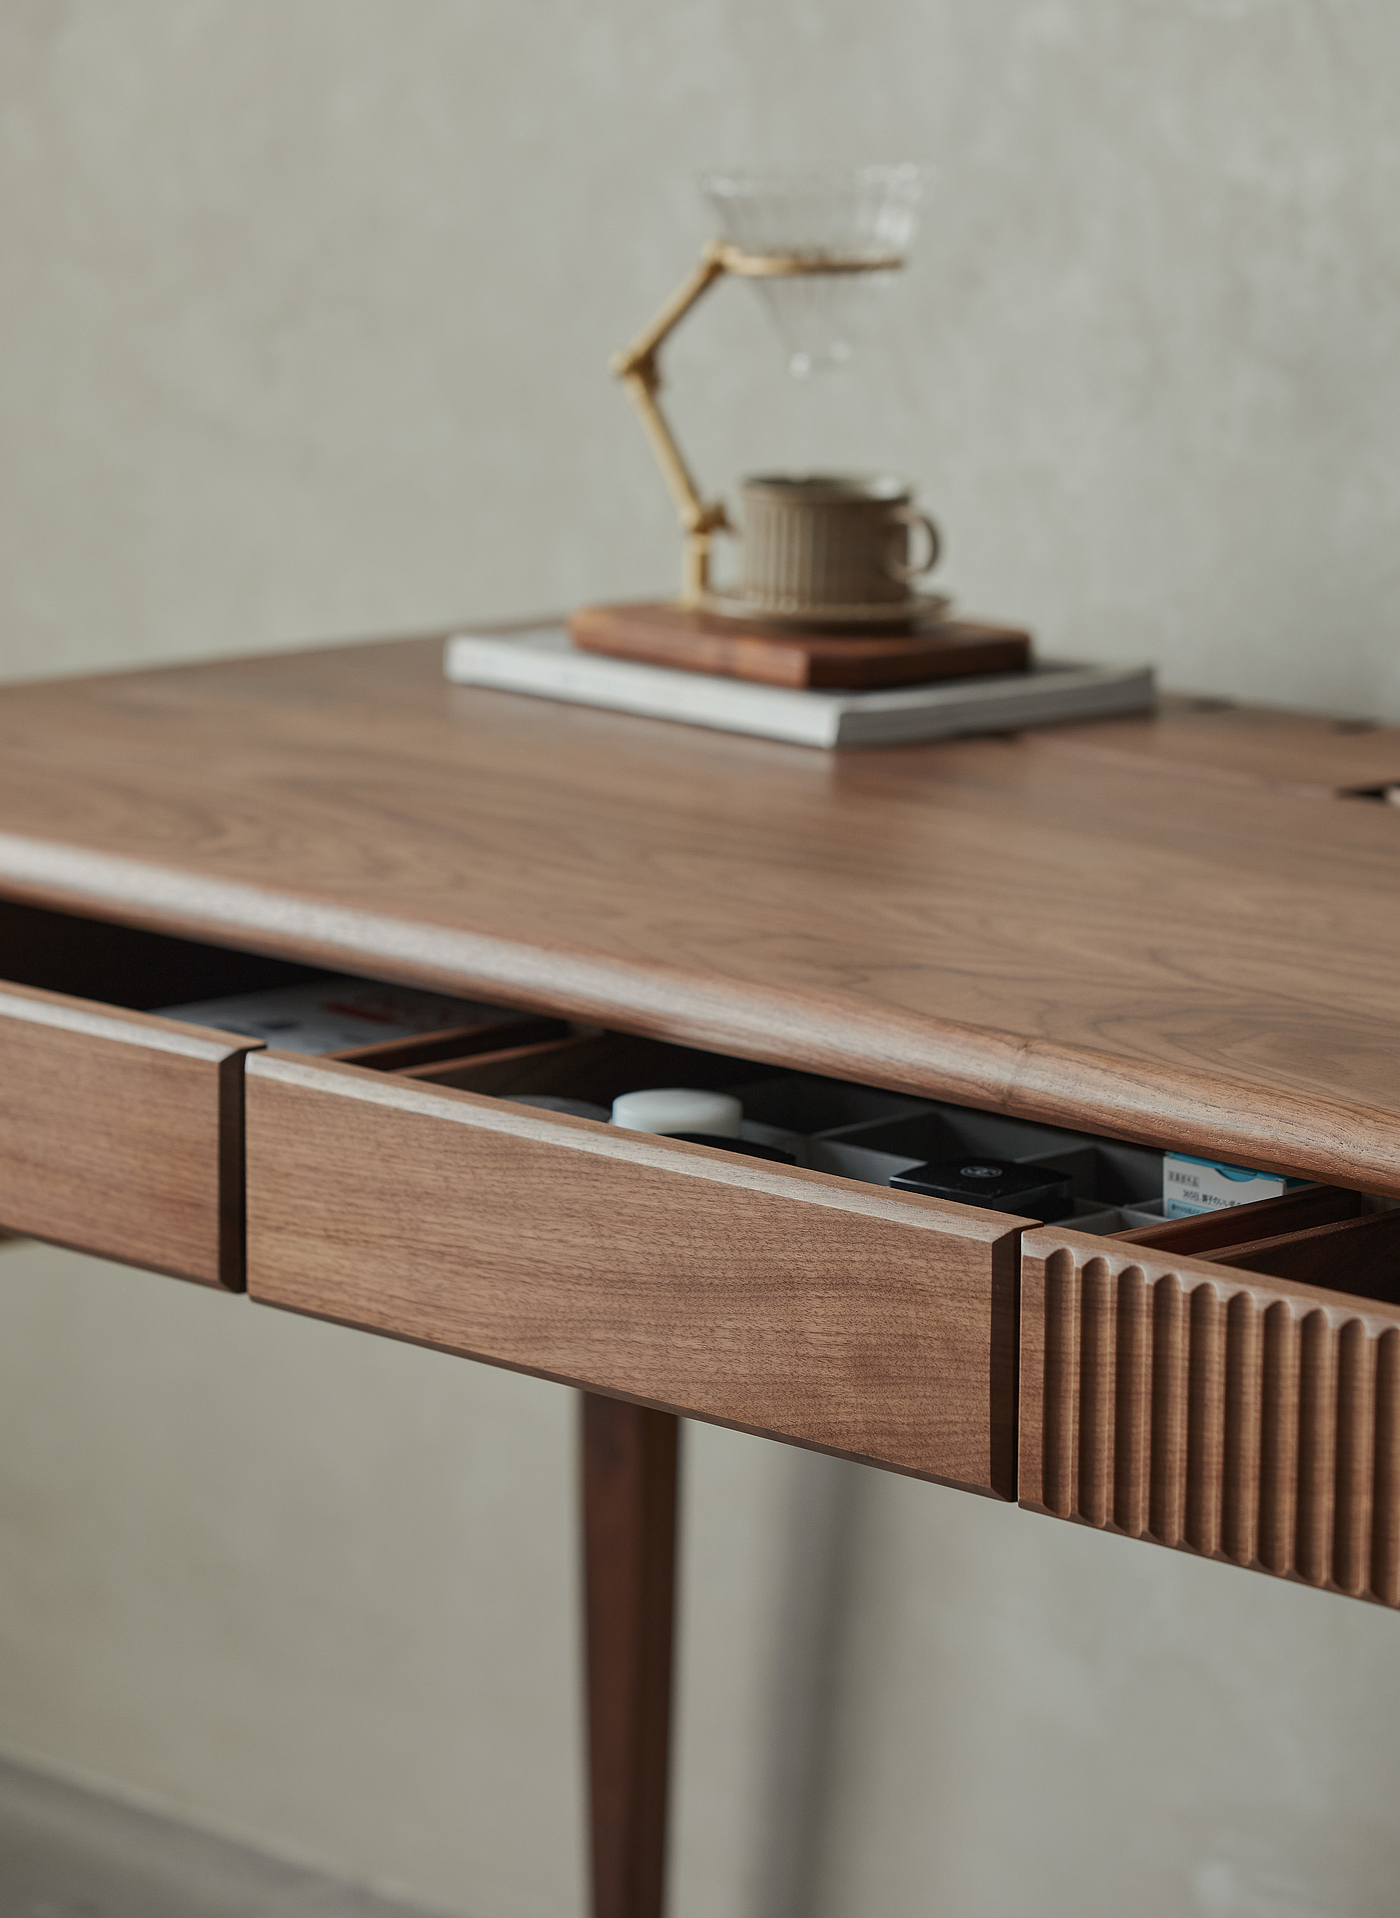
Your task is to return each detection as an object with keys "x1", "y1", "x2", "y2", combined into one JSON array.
[{"x1": 0, "y1": 1754, "x2": 449, "y2": 1918}]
